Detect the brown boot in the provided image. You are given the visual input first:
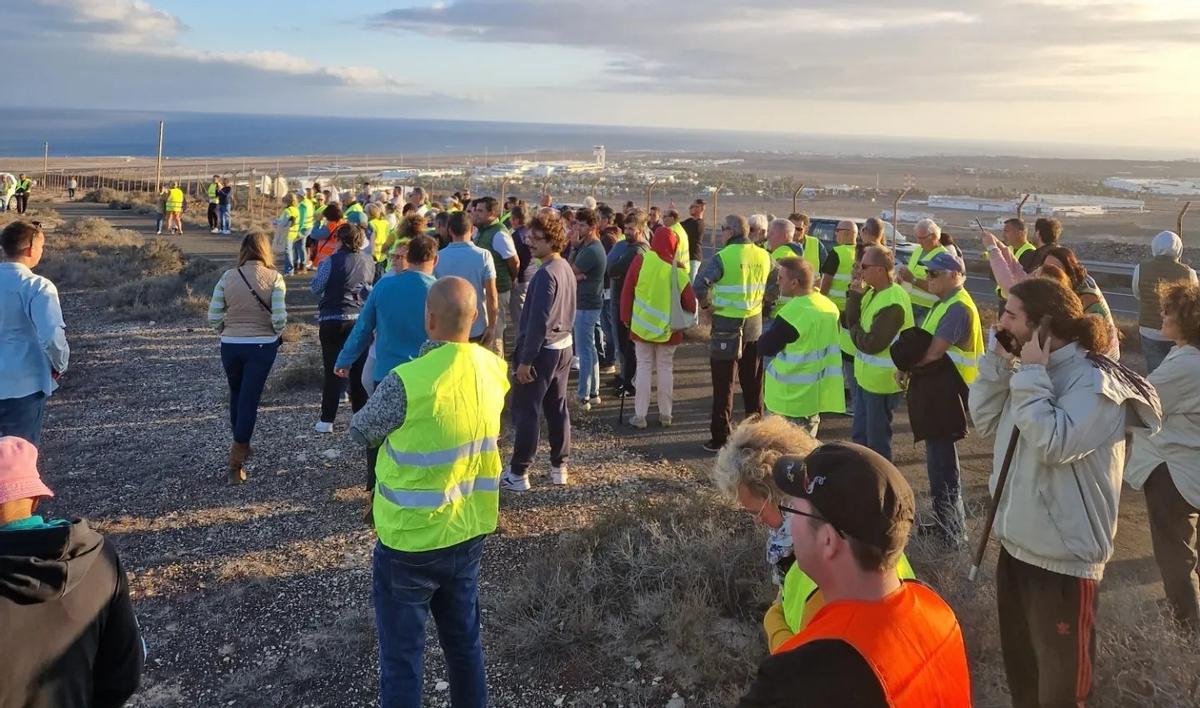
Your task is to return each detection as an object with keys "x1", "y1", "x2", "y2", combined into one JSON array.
[{"x1": 227, "y1": 442, "x2": 249, "y2": 485}]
